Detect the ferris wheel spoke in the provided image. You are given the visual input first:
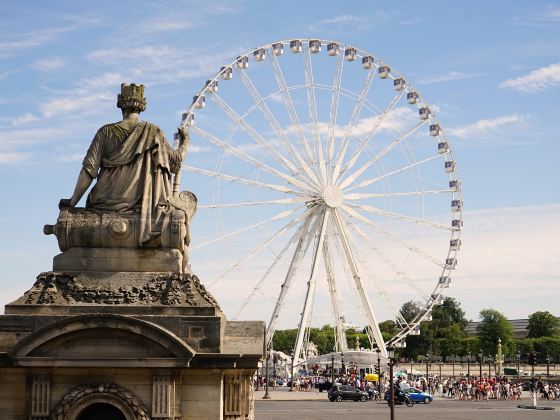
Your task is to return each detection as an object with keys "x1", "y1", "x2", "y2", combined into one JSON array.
[
  {"x1": 344, "y1": 155, "x2": 441, "y2": 193},
  {"x1": 207, "y1": 207, "x2": 313, "y2": 287},
  {"x1": 292, "y1": 208, "x2": 330, "y2": 363},
  {"x1": 347, "y1": 202, "x2": 454, "y2": 231},
  {"x1": 199, "y1": 196, "x2": 308, "y2": 209},
  {"x1": 341, "y1": 219, "x2": 414, "y2": 330},
  {"x1": 327, "y1": 51, "x2": 345, "y2": 165},
  {"x1": 340, "y1": 121, "x2": 425, "y2": 189},
  {"x1": 183, "y1": 164, "x2": 307, "y2": 196},
  {"x1": 190, "y1": 206, "x2": 303, "y2": 251},
  {"x1": 209, "y1": 93, "x2": 299, "y2": 174},
  {"x1": 190, "y1": 125, "x2": 315, "y2": 194},
  {"x1": 234, "y1": 217, "x2": 309, "y2": 321},
  {"x1": 331, "y1": 68, "x2": 375, "y2": 183},
  {"x1": 323, "y1": 236, "x2": 348, "y2": 352},
  {"x1": 340, "y1": 205, "x2": 446, "y2": 268},
  {"x1": 336, "y1": 89, "x2": 406, "y2": 183},
  {"x1": 236, "y1": 67, "x2": 323, "y2": 190},
  {"x1": 267, "y1": 212, "x2": 319, "y2": 347},
  {"x1": 268, "y1": 50, "x2": 315, "y2": 166},
  {"x1": 343, "y1": 215, "x2": 429, "y2": 300},
  {"x1": 303, "y1": 45, "x2": 328, "y2": 186},
  {"x1": 344, "y1": 188, "x2": 453, "y2": 201},
  {"x1": 332, "y1": 209, "x2": 387, "y2": 356}
]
